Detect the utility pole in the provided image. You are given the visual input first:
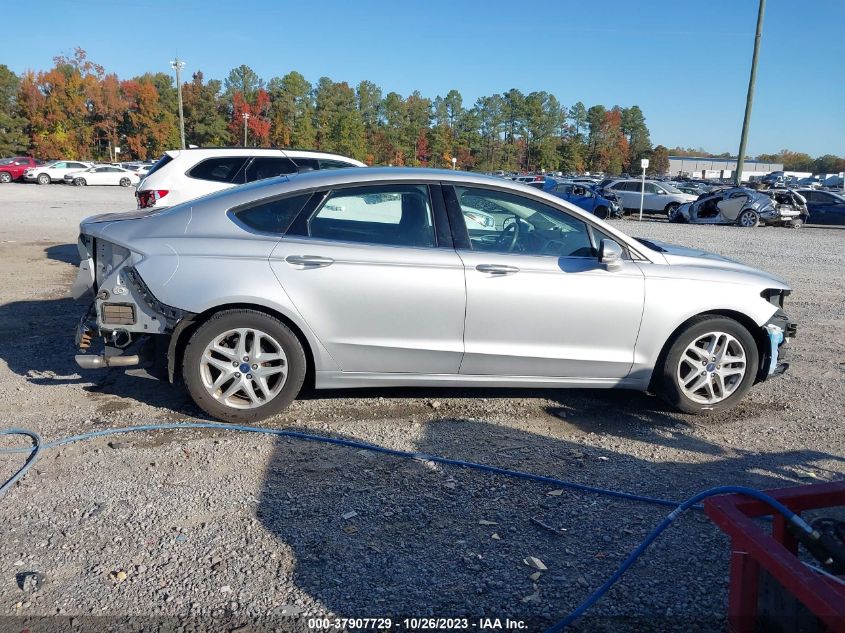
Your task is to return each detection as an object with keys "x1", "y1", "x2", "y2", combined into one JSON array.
[
  {"x1": 242, "y1": 112, "x2": 251, "y2": 146},
  {"x1": 170, "y1": 58, "x2": 186, "y2": 150},
  {"x1": 734, "y1": 0, "x2": 766, "y2": 186}
]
